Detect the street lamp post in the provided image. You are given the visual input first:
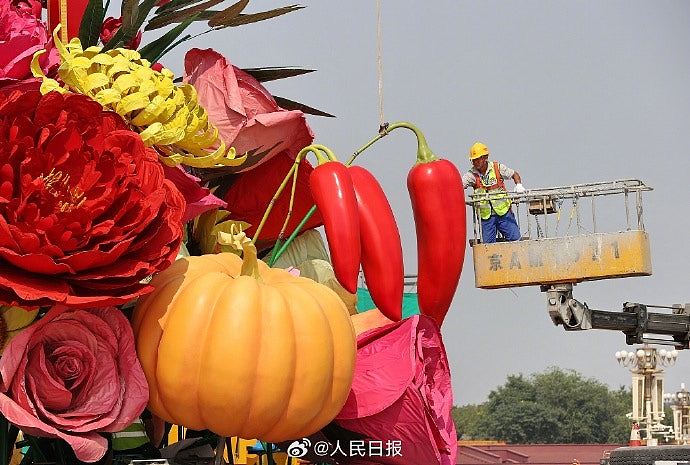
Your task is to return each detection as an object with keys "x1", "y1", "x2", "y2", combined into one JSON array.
[
  {"x1": 664, "y1": 383, "x2": 690, "y2": 444},
  {"x1": 615, "y1": 345, "x2": 678, "y2": 445}
]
